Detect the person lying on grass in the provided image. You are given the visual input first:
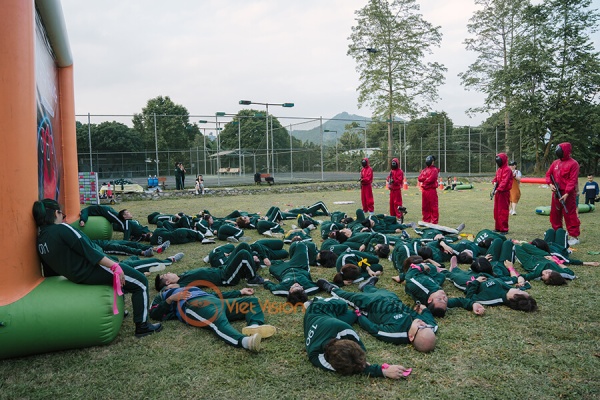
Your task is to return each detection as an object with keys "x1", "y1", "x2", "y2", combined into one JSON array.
[
  {"x1": 403, "y1": 255, "x2": 486, "y2": 317},
  {"x1": 317, "y1": 276, "x2": 437, "y2": 353},
  {"x1": 304, "y1": 297, "x2": 411, "y2": 378},
  {"x1": 150, "y1": 286, "x2": 276, "y2": 352}
]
